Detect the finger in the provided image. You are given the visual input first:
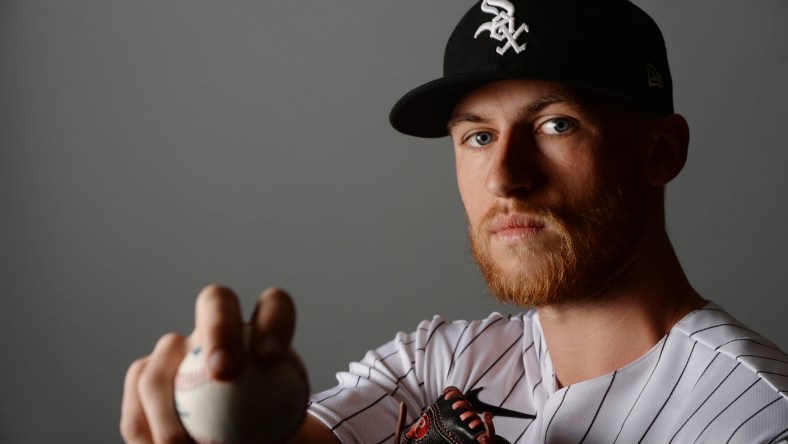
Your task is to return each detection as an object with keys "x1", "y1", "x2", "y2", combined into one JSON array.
[
  {"x1": 137, "y1": 333, "x2": 191, "y2": 444},
  {"x1": 121, "y1": 357, "x2": 153, "y2": 443},
  {"x1": 249, "y1": 287, "x2": 296, "y2": 361},
  {"x1": 194, "y1": 284, "x2": 245, "y2": 380}
]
